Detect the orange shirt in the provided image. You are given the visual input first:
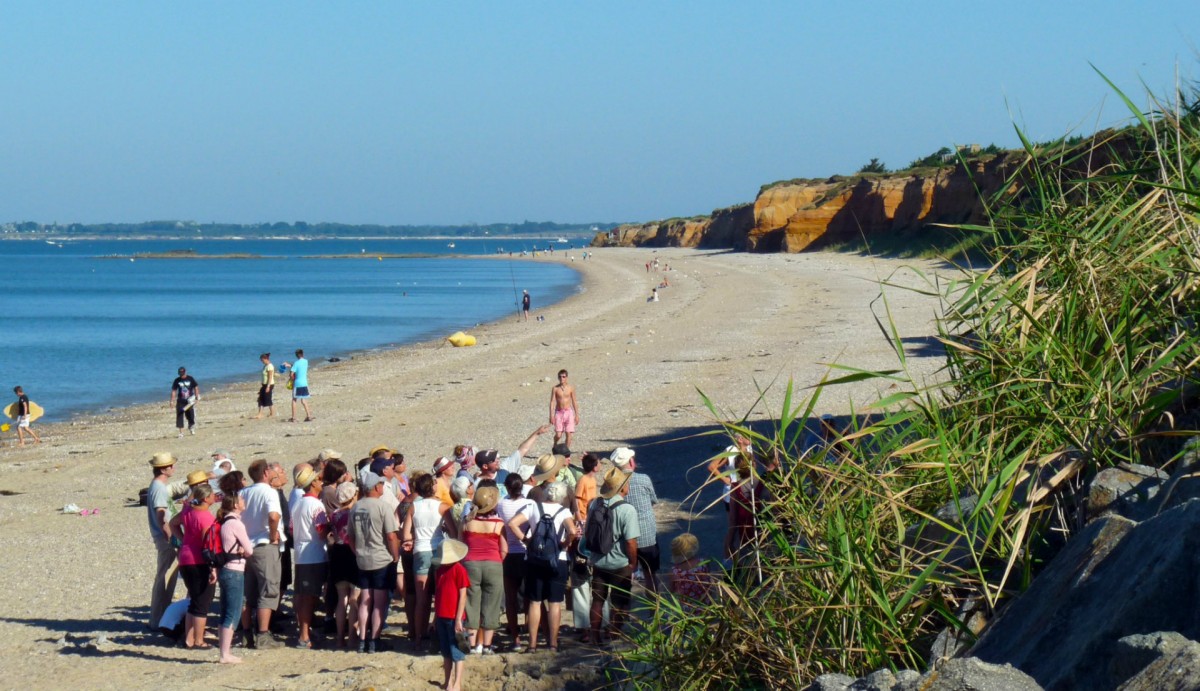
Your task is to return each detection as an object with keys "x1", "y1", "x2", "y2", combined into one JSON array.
[
  {"x1": 434, "y1": 479, "x2": 453, "y2": 509},
  {"x1": 575, "y1": 473, "x2": 598, "y2": 525}
]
